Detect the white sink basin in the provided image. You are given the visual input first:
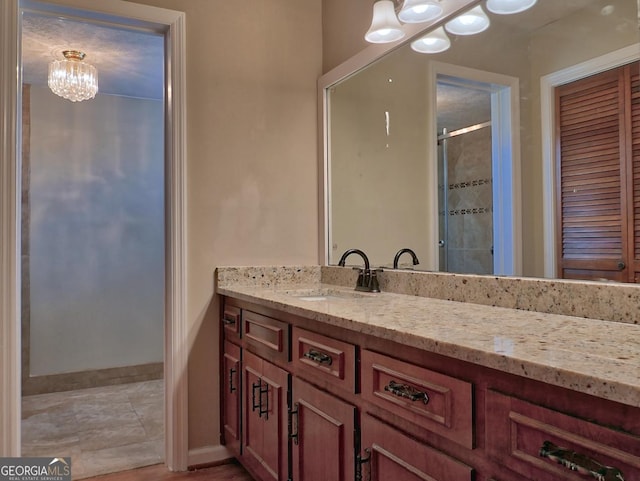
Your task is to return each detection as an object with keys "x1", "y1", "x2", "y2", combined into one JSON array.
[{"x1": 283, "y1": 288, "x2": 373, "y2": 301}]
